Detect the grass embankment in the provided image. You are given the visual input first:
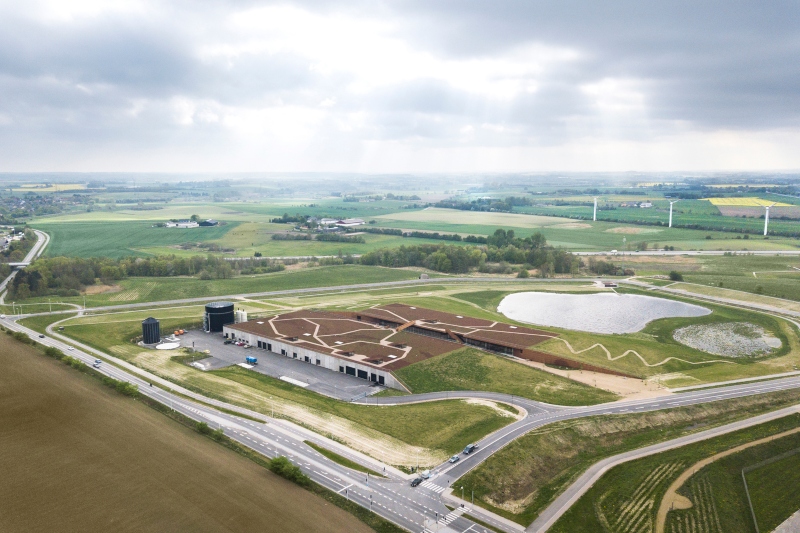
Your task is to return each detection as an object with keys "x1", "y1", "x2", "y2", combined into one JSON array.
[
  {"x1": 18, "y1": 264, "x2": 427, "y2": 308},
  {"x1": 395, "y1": 347, "x2": 618, "y2": 405},
  {"x1": 551, "y1": 414, "x2": 800, "y2": 533},
  {"x1": 215, "y1": 366, "x2": 511, "y2": 456},
  {"x1": 304, "y1": 441, "x2": 385, "y2": 477},
  {"x1": 0, "y1": 331, "x2": 378, "y2": 533},
  {"x1": 457, "y1": 389, "x2": 800, "y2": 526}
]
